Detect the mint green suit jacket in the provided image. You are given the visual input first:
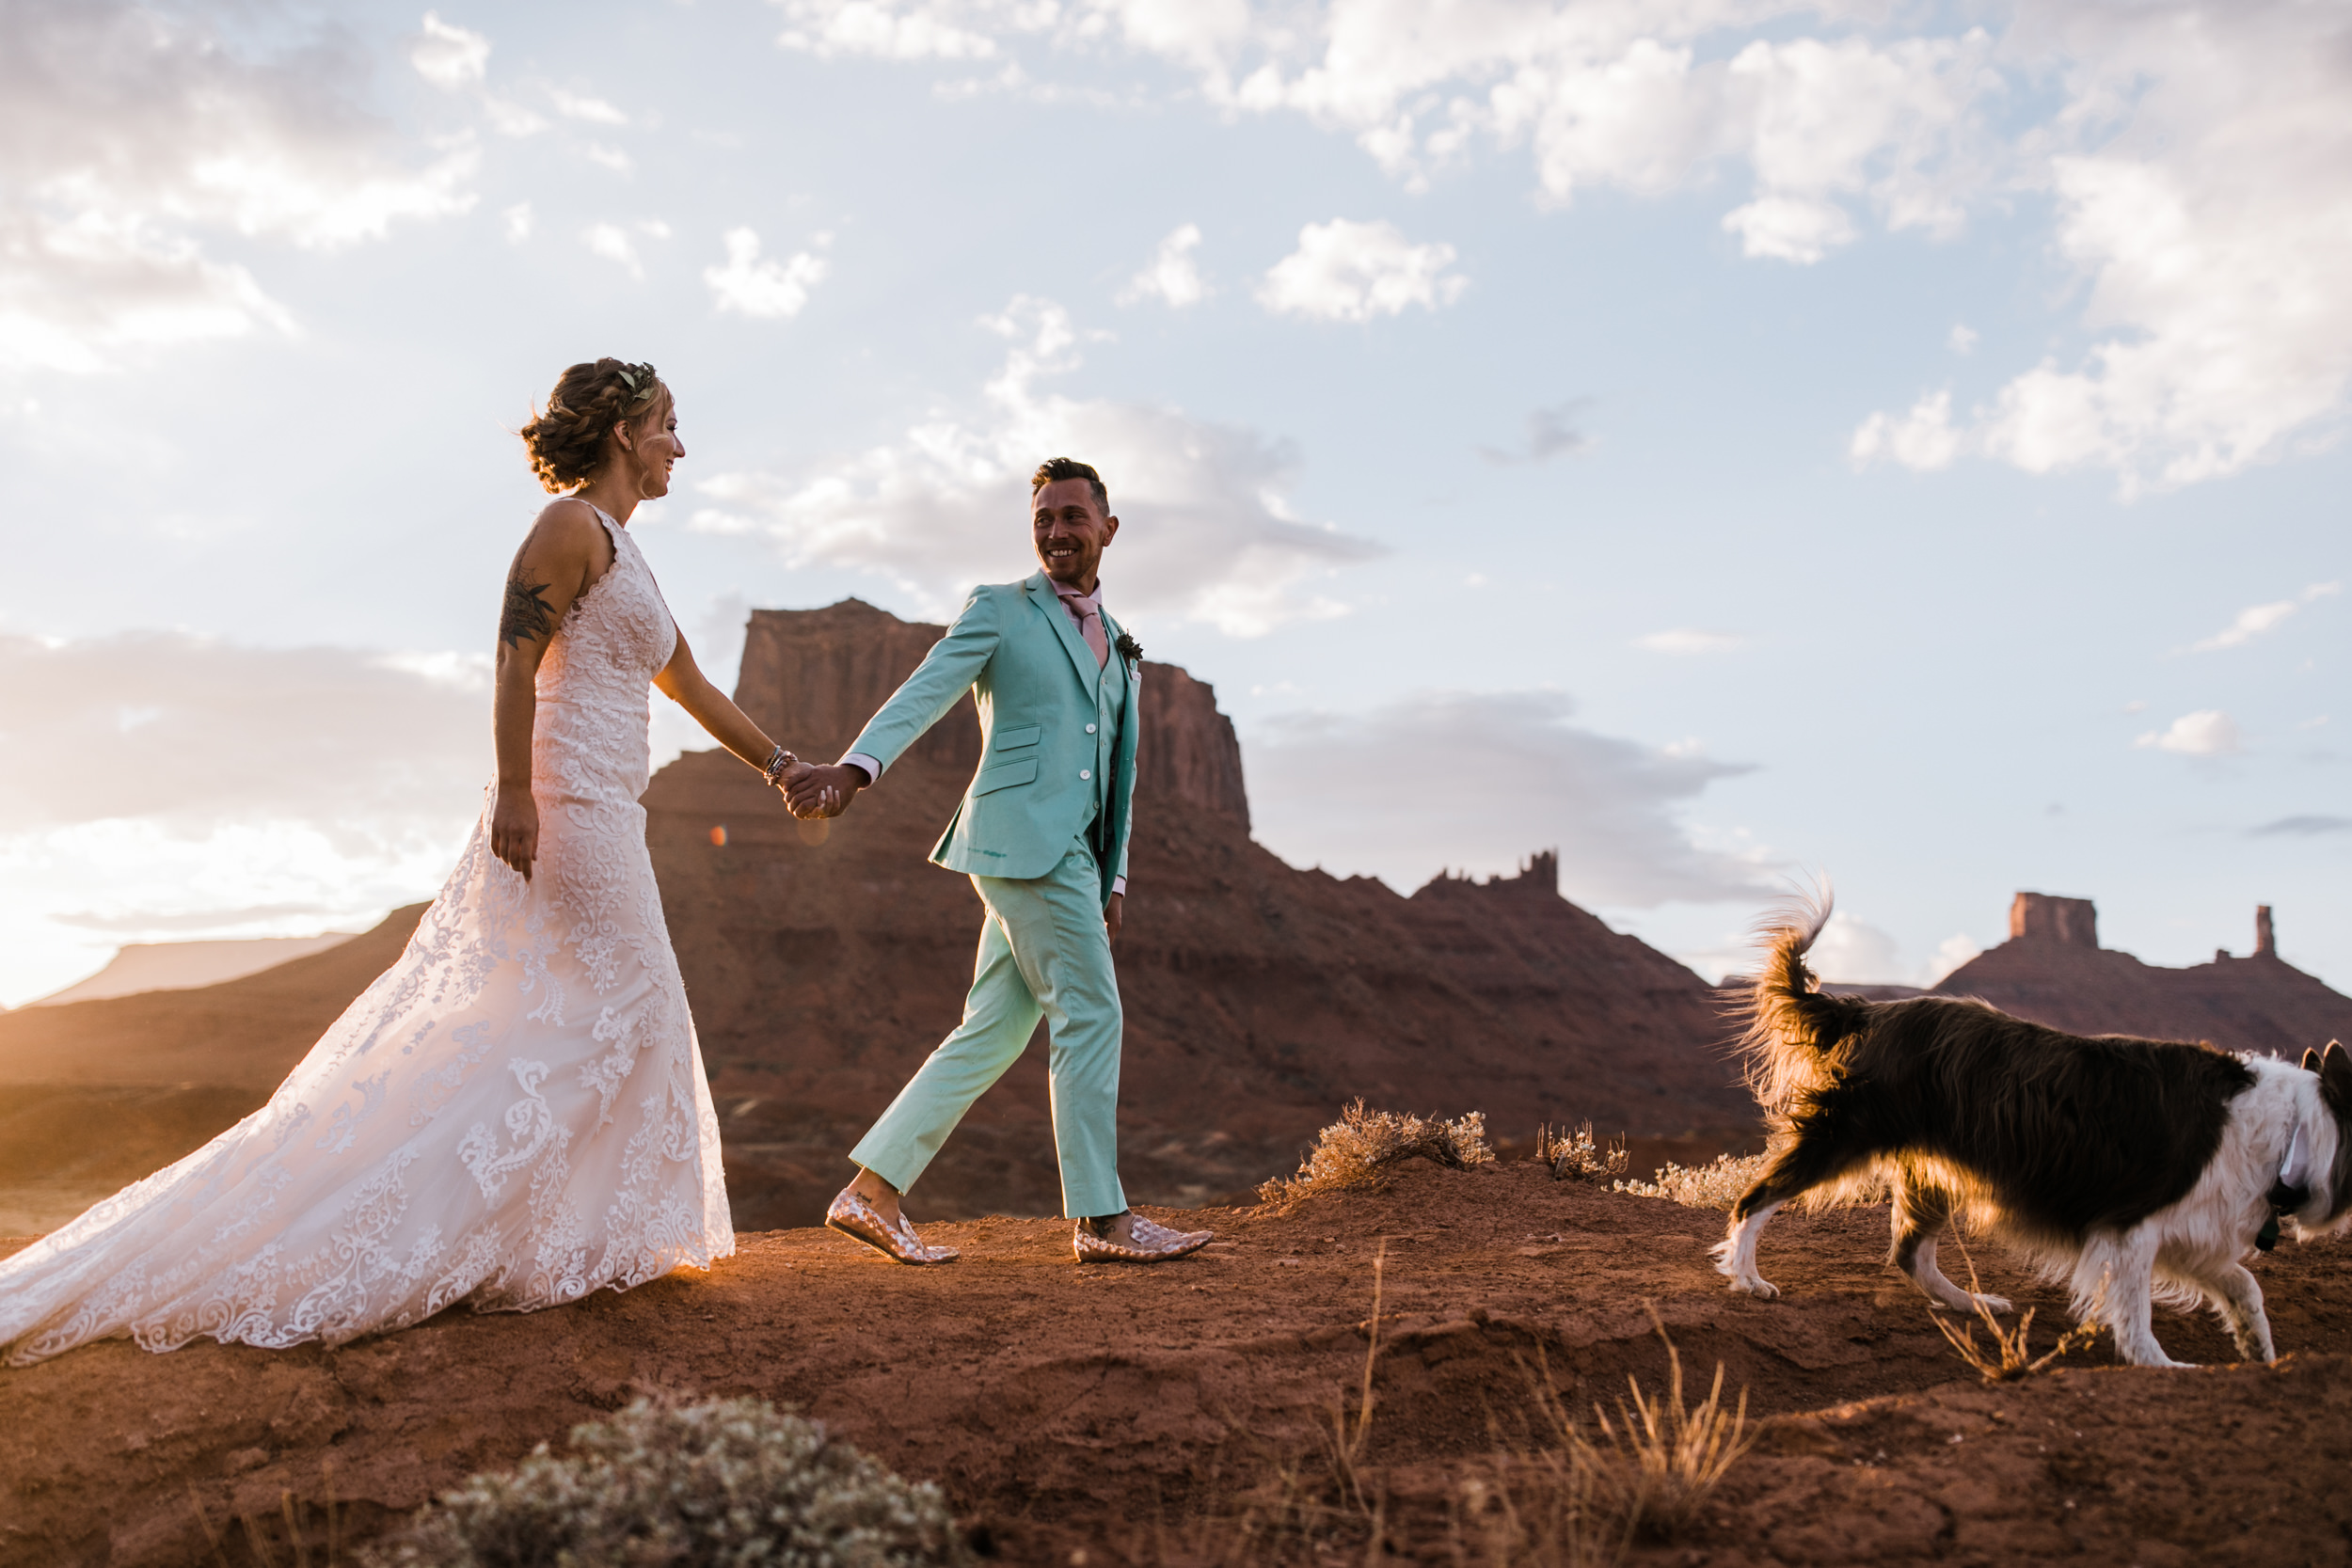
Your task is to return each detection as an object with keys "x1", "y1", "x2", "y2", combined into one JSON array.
[{"x1": 845, "y1": 572, "x2": 1138, "y2": 906}]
